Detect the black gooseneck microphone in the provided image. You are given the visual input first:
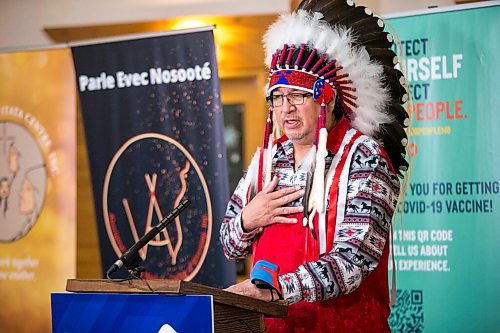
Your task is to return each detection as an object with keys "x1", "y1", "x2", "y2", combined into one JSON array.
[{"x1": 106, "y1": 198, "x2": 191, "y2": 278}]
